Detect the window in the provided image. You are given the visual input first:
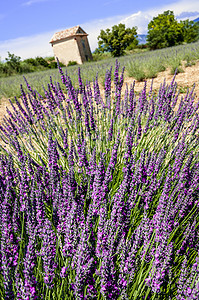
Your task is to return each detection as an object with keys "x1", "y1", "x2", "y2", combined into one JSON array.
[{"x1": 81, "y1": 39, "x2": 86, "y2": 49}]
